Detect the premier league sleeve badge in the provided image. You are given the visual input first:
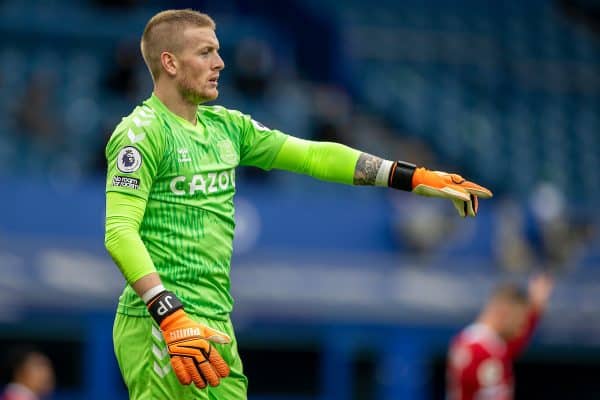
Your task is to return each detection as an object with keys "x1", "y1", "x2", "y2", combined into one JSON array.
[{"x1": 117, "y1": 146, "x2": 143, "y2": 173}]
